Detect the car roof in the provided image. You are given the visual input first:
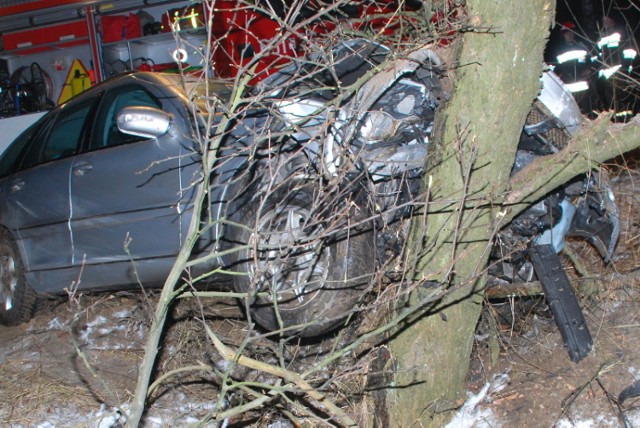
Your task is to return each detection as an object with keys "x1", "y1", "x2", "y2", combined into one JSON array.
[{"x1": 58, "y1": 71, "x2": 233, "y2": 113}]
